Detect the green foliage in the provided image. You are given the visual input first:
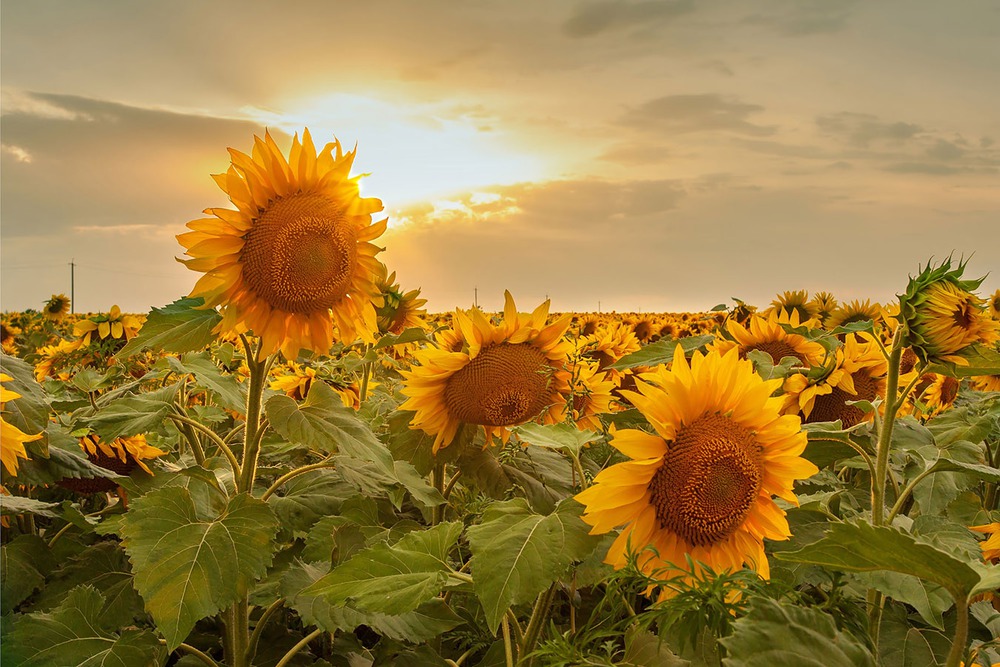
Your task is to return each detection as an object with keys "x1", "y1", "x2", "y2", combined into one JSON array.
[
  {"x1": 1, "y1": 535, "x2": 53, "y2": 614},
  {"x1": 120, "y1": 484, "x2": 279, "y2": 650},
  {"x1": 0, "y1": 353, "x2": 50, "y2": 434},
  {"x1": 4, "y1": 585, "x2": 168, "y2": 667},
  {"x1": 609, "y1": 335, "x2": 715, "y2": 370},
  {"x1": 467, "y1": 498, "x2": 602, "y2": 632},
  {"x1": 84, "y1": 382, "x2": 179, "y2": 440},
  {"x1": 117, "y1": 297, "x2": 222, "y2": 357},
  {"x1": 720, "y1": 598, "x2": 875, "y2": 667},
  {"x1": 166, "y1": 352, "x2": 247, "y2": 411}
]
